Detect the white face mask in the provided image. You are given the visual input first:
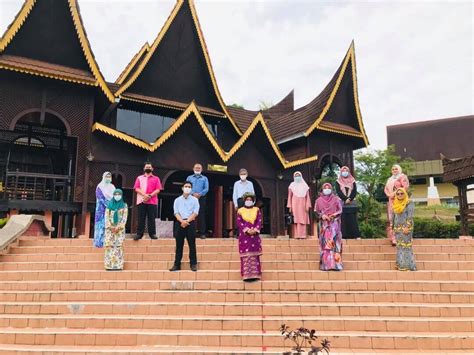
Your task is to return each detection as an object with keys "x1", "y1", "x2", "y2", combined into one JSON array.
[
  {"x1": 194, "y1": 170, "x2": 201, "y2": 175},
  {"x1": 113, "y1": 195, "x2": 122, "y2": 201},
  {"x1": 244, "y1": 200, "x2": 254, "y2": 207},
  {"x1": 183, "y1": 187, "x2": 192, "y2": 194},
  {"x1": 240, "y1": 175, "x2": 247, "y2": 181},
  {"x1": 341, "y1": 171, "x2": 349, "y2": 178},
  {"x1": 323, "y1": 189, "x2": 332, "y2": 196}
]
